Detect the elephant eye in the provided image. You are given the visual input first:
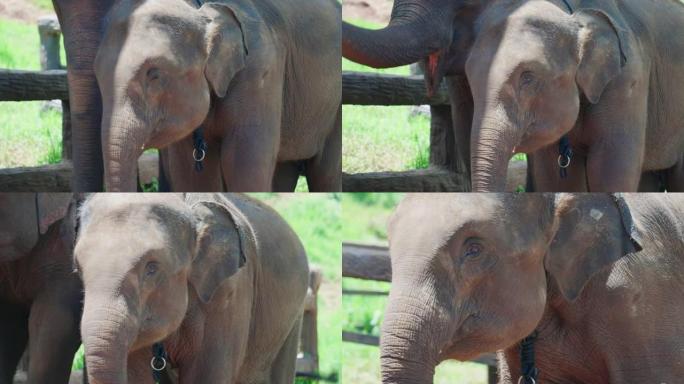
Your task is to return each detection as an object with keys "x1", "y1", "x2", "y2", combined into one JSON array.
[
  {"x1": 144, "y1": 261, "x2": 159, "y2": 277},
  {"x1": 146, "y1": 68, "x2": 161, "y2": 82},
  {"x1": 463, "y1": 242, "x2": 483, "y2": 259},
  {"x1": 519, "y1": 71, "x2": 536, "y2": 88}
]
